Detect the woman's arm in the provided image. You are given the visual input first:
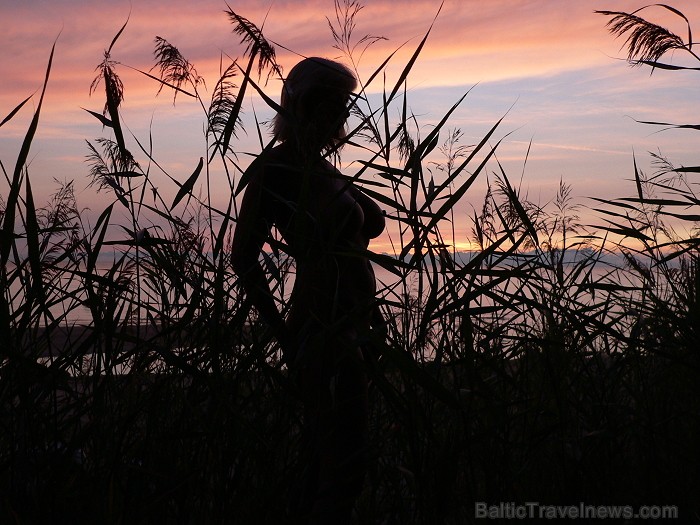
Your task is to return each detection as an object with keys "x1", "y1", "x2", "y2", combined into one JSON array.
[{"x1": 231, "y1": 167, "x2": 296, "y2": 361}]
